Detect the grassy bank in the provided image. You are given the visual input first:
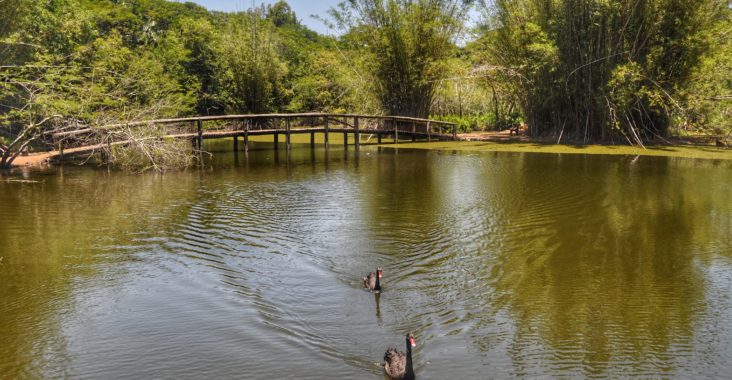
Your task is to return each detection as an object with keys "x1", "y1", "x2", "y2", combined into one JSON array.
[
  {"x1": 248, "y1": 132, "x2": 732, "y2": 160},
  {"x1": 11, "y1": 134, "x2": 729, "y2": 168},
  {"x1": 381, "y1": 140, "x2": 732, "y2": 161}
]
